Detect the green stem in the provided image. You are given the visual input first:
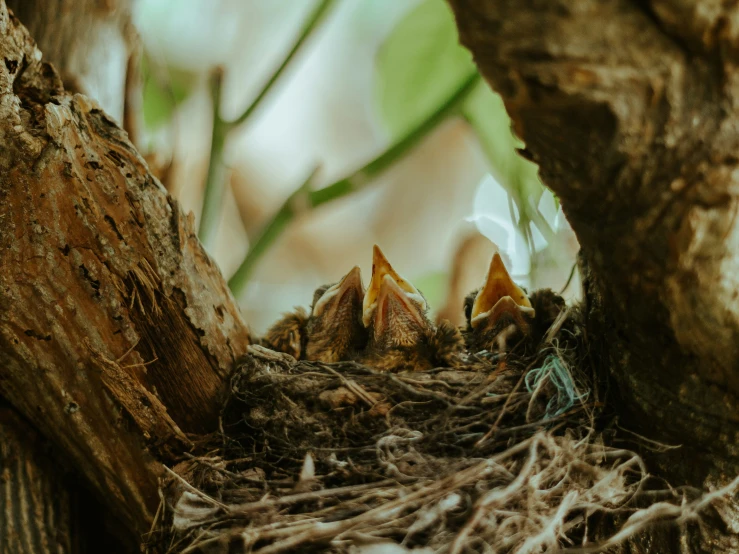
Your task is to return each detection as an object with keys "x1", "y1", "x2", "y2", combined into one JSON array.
[
  {"x1": 230, "y1": 0, "x2": 337, "y2": 127},
  {"x1": 228, "y1": 72, "x2": 481, "y2": 297},
  {"x1": 198, "y1": 0, "x2": 337, "y2": 247},
  {"x1": 310, "y1": 72, "x2": 481, "y2": 206},
  {"x1": 228, "y1": 167, "x2": 320, "y2": 293},
  {"x1": 198, "y1": 68, "x2": 228, "y2": 248},
  {"x1": 526, "y1": 204, "x2": 556, "y2": 243}
]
